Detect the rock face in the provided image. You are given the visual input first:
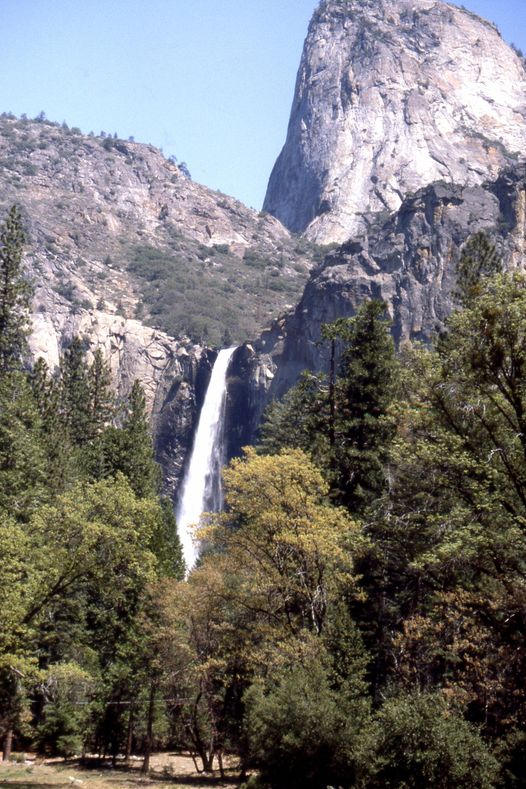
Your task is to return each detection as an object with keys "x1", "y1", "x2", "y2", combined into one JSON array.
[
  {"x1": 29, "y1": 302, "x2": 212, "y2": 498},
  {"x1": 264, "y1": 0, "x2": 526, "y2": 244},
  {"x1": 0, "y1": 115, "x2": 316, "y2": 496},
  {"x1": 0, "y1": 114, "x2": 314, "y2": 348},
  {"x1": 254, "y1": 166, "x2": 526, "y2": 403}
]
